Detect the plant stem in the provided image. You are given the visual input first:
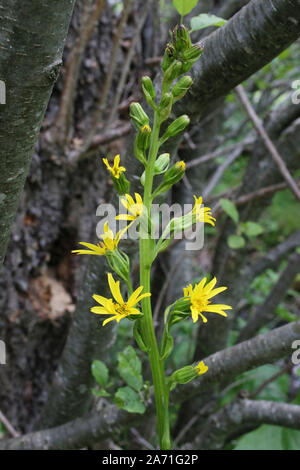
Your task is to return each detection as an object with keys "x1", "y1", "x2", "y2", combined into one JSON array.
[{"x1": 139, "y1": 111, "x2": 171, "y2": 449}]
